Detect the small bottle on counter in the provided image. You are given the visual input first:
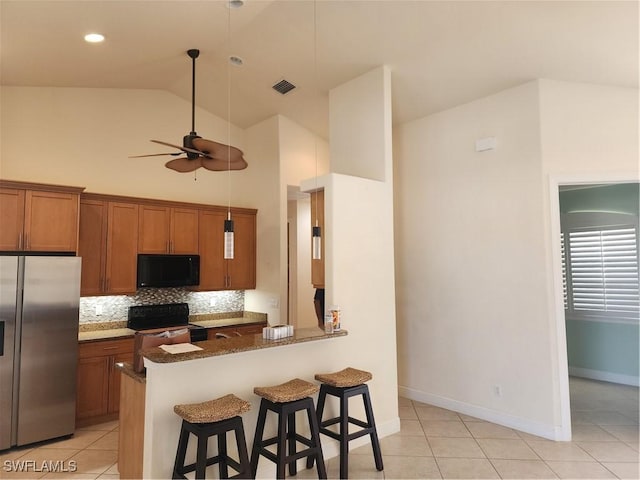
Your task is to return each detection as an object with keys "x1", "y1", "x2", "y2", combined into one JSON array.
[
  {"x1": 329, "y1": 305, "x2": 341, "y2": 331},
  {"x1": 324, "y1": 313, "x2": 334, "y2": 334}
]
